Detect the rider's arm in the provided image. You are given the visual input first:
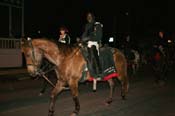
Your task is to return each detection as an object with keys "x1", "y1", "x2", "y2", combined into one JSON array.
[
  {"x1": 65, "y1": 35, "x2": 71, "y2": 44},
  {"x1": 95, "y1": 23, "x2": 103, "y2": 43},
  {"x1": 82, "y1": 24, "x2": 89, "y2": 39}
]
